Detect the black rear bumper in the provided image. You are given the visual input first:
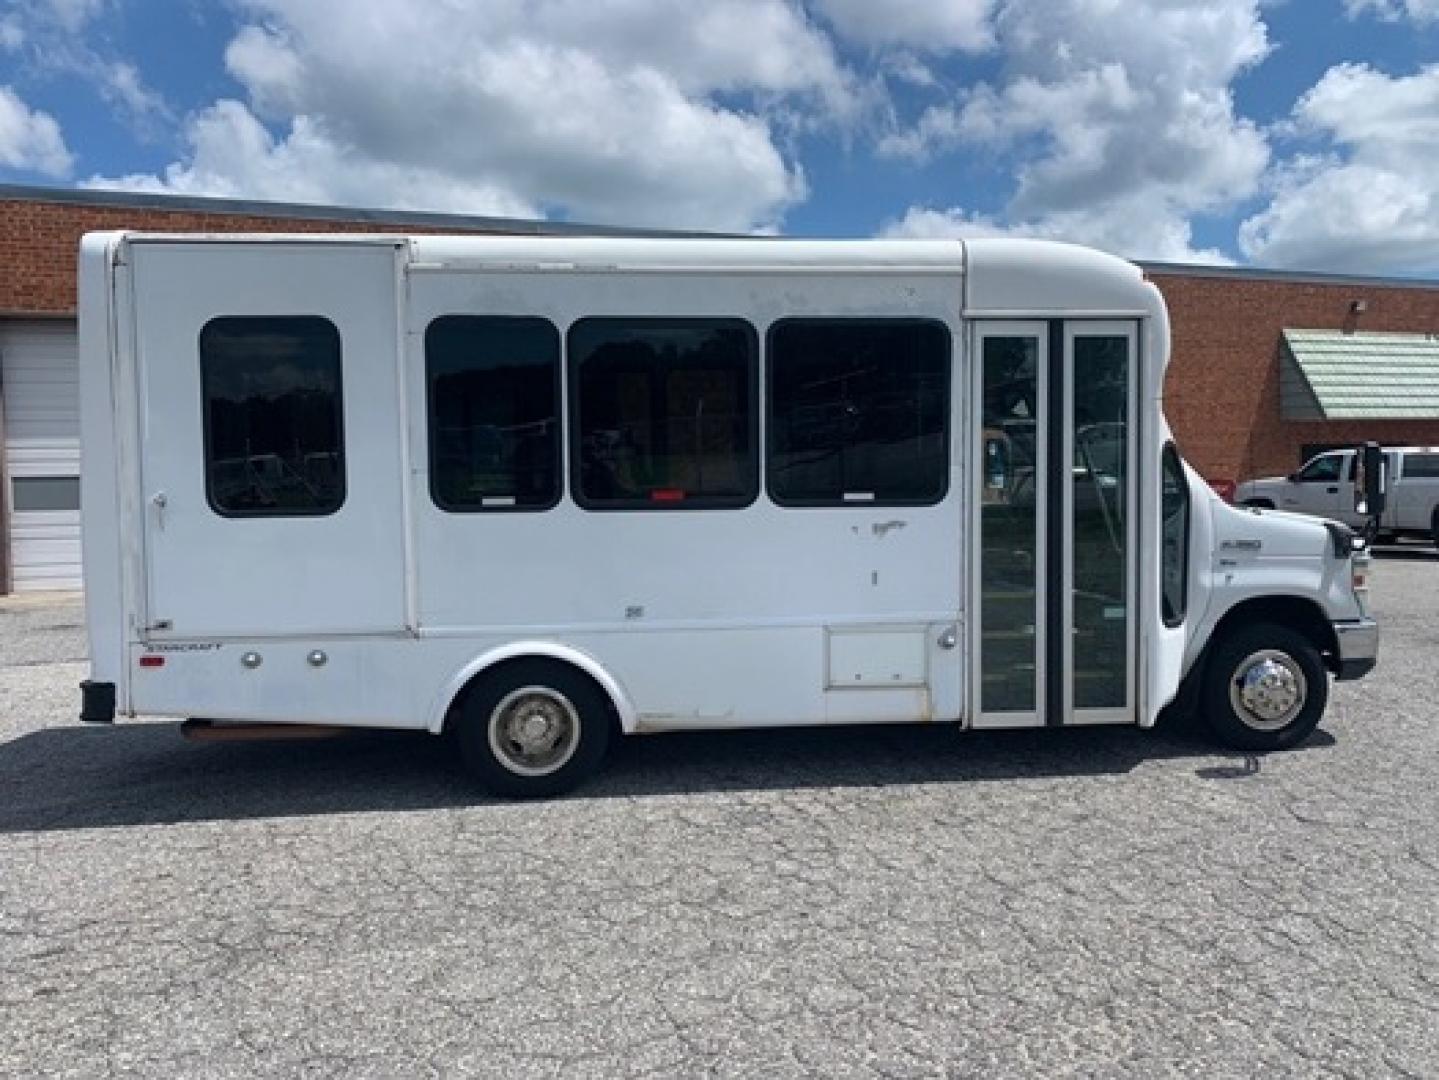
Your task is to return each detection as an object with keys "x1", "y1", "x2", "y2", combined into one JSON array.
[{"x1": 79, "y1": 680, "x2": 116, "y2": 723}]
